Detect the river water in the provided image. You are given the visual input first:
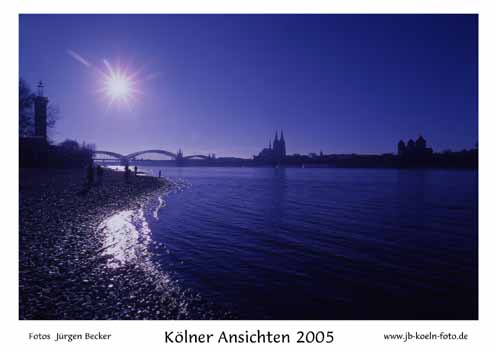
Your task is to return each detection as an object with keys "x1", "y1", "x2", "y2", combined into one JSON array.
[{"x1": 106, "y1": 166, "x2": 478, "y2": 319}]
